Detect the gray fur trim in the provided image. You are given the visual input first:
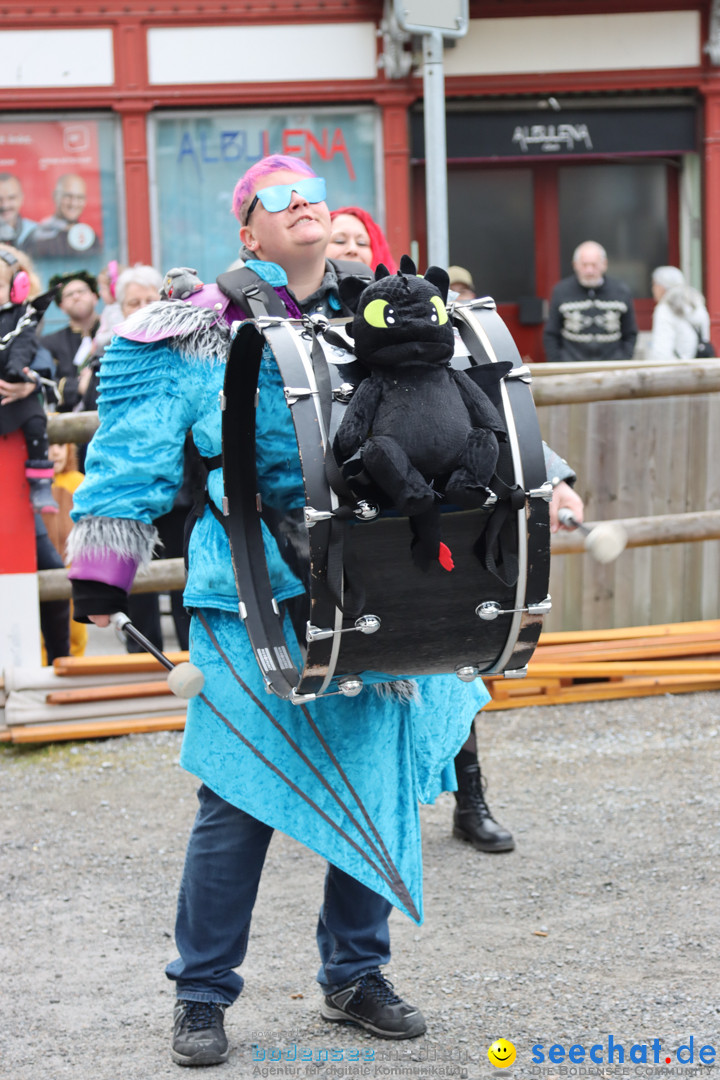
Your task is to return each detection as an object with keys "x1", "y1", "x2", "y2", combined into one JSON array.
[
  {"x1": 67, "y1": 516, "x2": 159, "y2": 567},
  {"x1": 372, "y1": 679, "x2": 420, "y2": 704},
  {"x1": 121, "y1": 300, "x2": 231, "y2": 362}
]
